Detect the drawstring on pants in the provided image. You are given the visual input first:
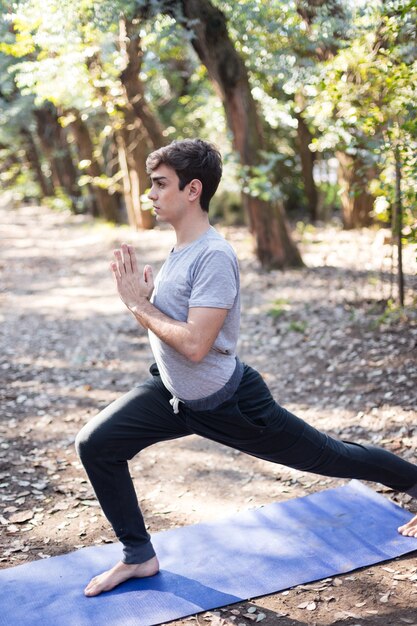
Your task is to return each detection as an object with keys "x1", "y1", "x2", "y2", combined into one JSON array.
[{"x1": 169, "y1": 395, "x2": 182, "y2": 414}]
